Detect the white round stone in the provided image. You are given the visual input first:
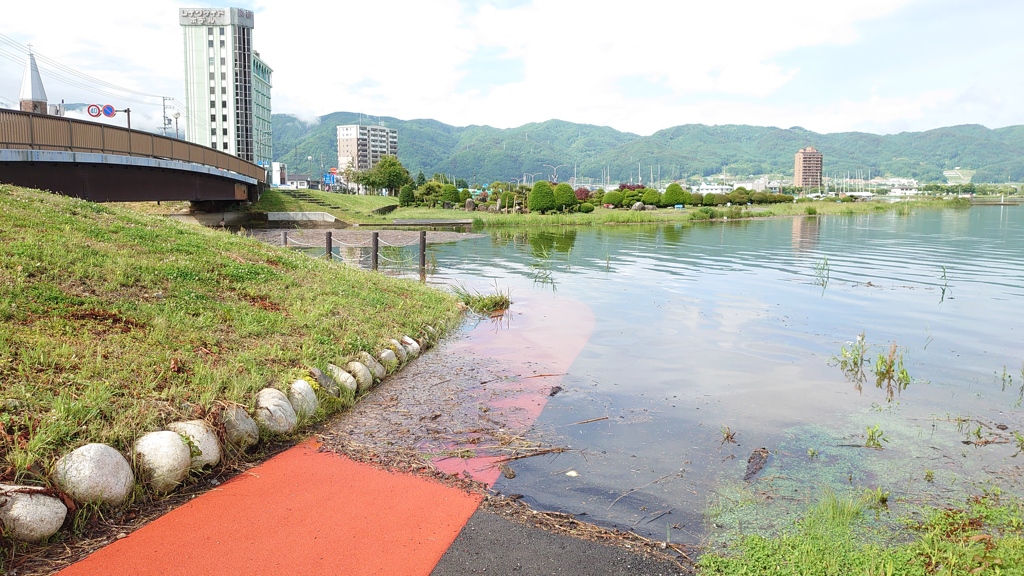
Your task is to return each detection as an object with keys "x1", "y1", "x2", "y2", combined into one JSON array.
[
  {"x1": 0, "y1": 485, "x2": 67, "y2": 543},
  {"x1": 389, "y1": 339, "x2": 408, "y2": 362},
  {"x1": 326, "y1": 364, "x2": 358, "y2": 394},
  {"x1": 346, "y1": 362, "x2": 374, "y2": 393},
  {"x1": 288, "y1": 379, "x2": 318, "y2": 418},
  {"x1": 357, "y1": 352, "x2": 386, "y2": 381},
  {"x1": 52, "y1": 443, "x2": 134, "y2": 506},
  {"x1": 221, "y1": 404, "x2": 259, "y2": 450},
  {"x1": 167, "y1": 420, "x2": 221, "y2": 470},
  {"x1": 401, "y1": 336, "x2": 421, "y2": 358},
  {"x1": 378, "y1": 349, "x2": 398, "y2": 372},
  {"x1": 255, "y1": 388, "x2": 298, "y2": 434},
  {"x1": 133, "y1": 431, "x2": 191, "y2": 494},
  {"x1": 310, "y1": 367, "x2": 340, "y2": 397}
]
